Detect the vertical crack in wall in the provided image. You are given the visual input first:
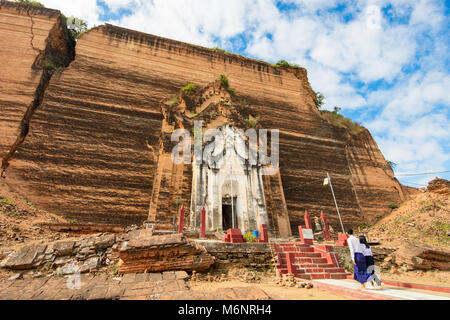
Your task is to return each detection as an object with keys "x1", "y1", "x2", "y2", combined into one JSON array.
[
  {"x1": 26, "y1": 8, "x2": 40, "y2": 54},
  {"x1": 1, "y1": 11, "x2": 75, "y2": 177}
]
